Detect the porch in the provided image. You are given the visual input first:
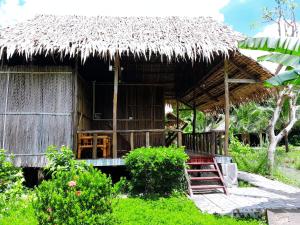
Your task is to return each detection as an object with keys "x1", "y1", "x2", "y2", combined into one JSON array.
[{"x1": 74, "y1": 51, "x2": 271, "y2": 165}]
